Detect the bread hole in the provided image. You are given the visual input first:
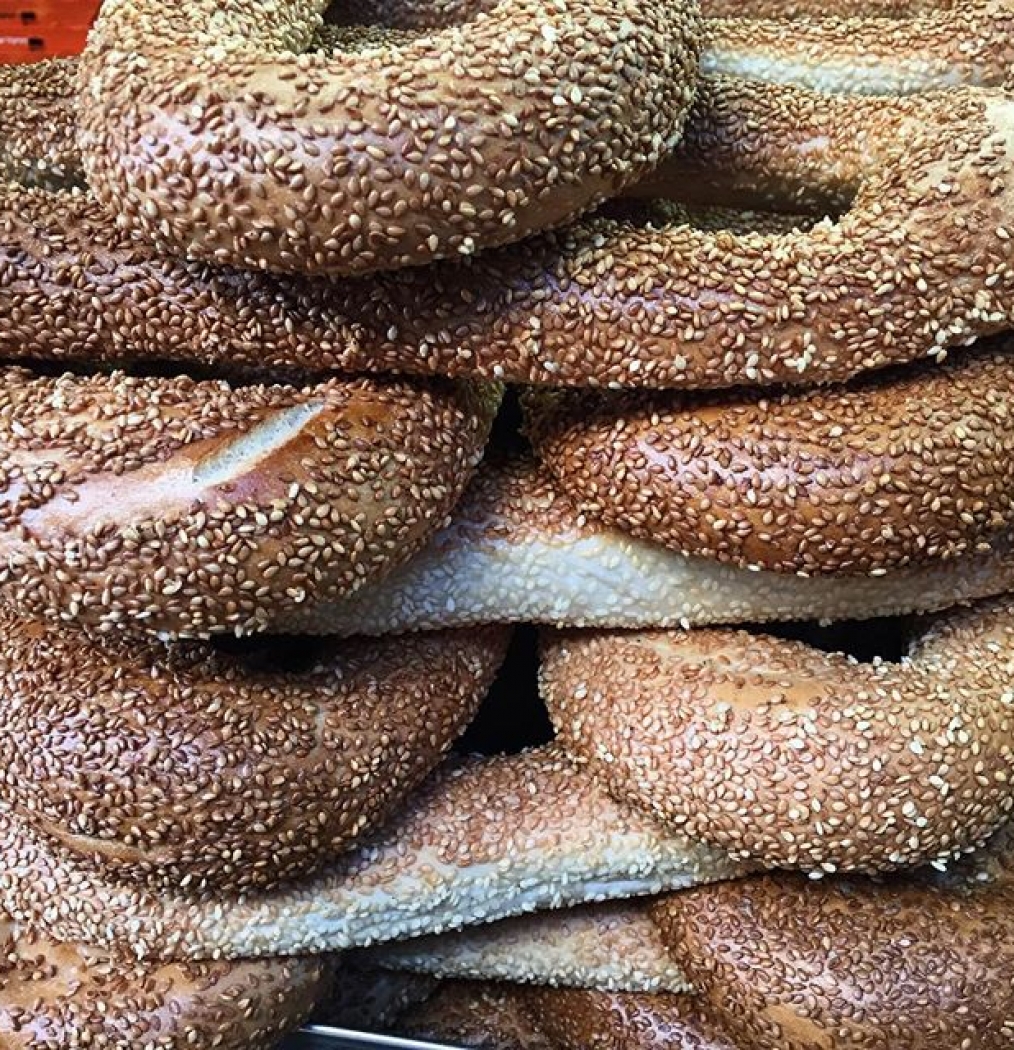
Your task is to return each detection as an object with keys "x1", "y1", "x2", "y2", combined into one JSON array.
[
  {"x1": 597, "y1": 198, "x2": 839, "y2": 234},
  {"x1": 487, "y1": 387, "x2": 528, "y2": 458},
  {"x1": 323, "y1": 0, "x2": 492, "y2": 32},
  {"x1": 758, "y1": 614, "x2": 915, "y2": 663},
  {"x1": 456, "y1": 626, "x2": 553, "y2": 756},
  {"x1": 212, "y1": 633, "x2": 336, "y2": 674}
]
